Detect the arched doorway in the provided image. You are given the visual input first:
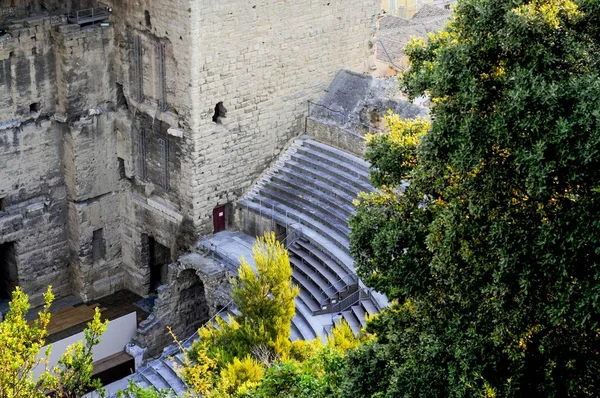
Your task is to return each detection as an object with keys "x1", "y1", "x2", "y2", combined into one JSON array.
[{"x1": 172, "y1": 269, "x2": 210, "y2": 338}]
